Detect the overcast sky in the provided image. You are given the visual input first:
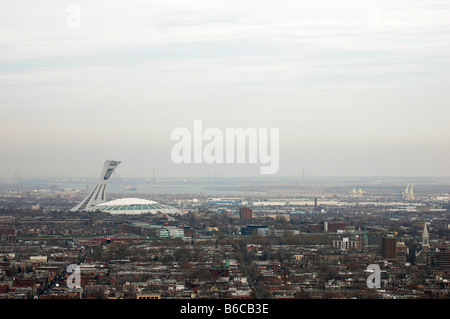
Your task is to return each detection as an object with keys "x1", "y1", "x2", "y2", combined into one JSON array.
[{"x1": 0, "y1": 0, "x2": 449, "y2": 178}]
